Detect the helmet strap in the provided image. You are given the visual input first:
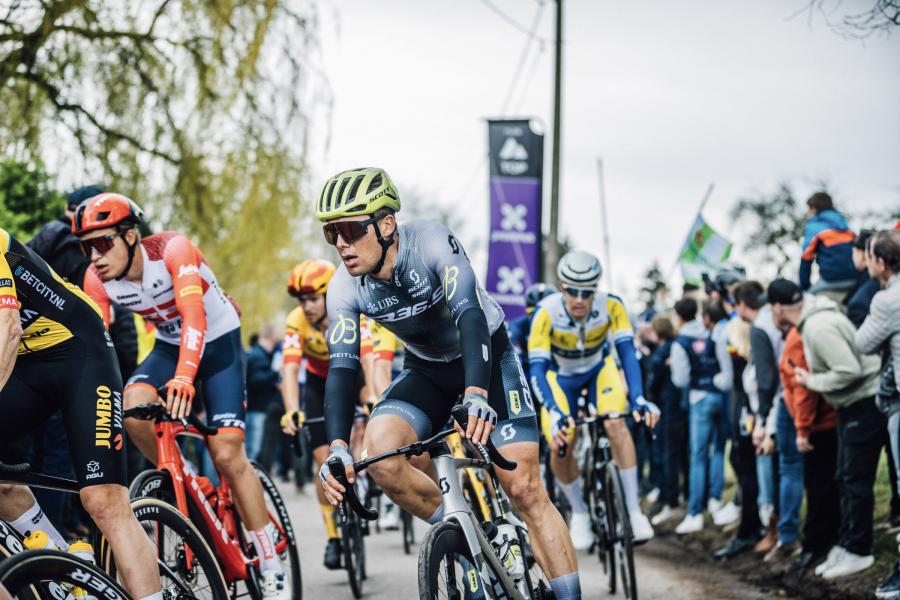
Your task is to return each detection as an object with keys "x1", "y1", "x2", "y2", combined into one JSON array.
[
  {"x1": 115, "y1": 230, "x2": 138, "y2": 281},
  {"x1": 362, "y1": 220, "x2": 396, "y2": 285}
]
